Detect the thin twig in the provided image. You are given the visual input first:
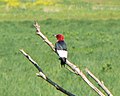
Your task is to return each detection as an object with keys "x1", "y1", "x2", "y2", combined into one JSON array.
[{"x1": 85, "y1": 68, "x2": 113, "y2": 96}]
